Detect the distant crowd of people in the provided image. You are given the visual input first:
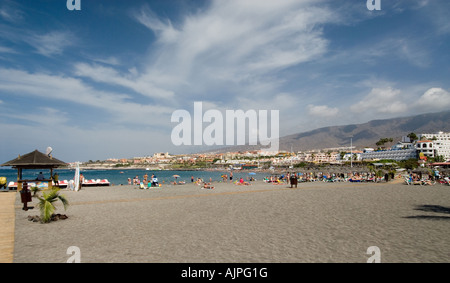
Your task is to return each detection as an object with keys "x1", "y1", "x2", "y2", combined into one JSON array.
[
  {"x1": 129, "y1": 173, "x2": 160, "y2": 189},
  {"x1": 264, "y1": 171, "x2": 397, "y2": 184},
  {"x1": 405, "y1": 169, "x2": 449, "y2": 186},
  {"x1": 126, "y1": 169, "x2": 450, "y2": 190}
]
